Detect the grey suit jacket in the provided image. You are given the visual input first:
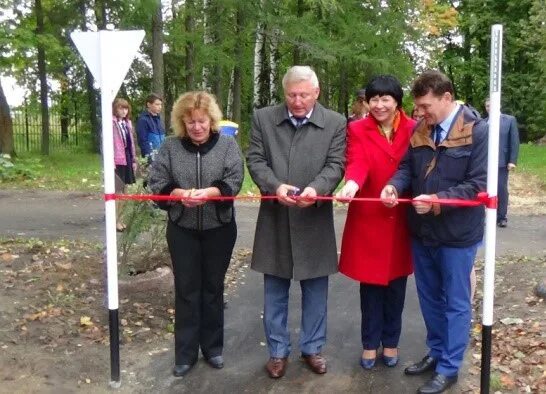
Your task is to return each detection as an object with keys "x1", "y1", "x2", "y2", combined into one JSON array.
[{"x1": 486, "y1": 113, "x2": 519, "y2": 167}]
